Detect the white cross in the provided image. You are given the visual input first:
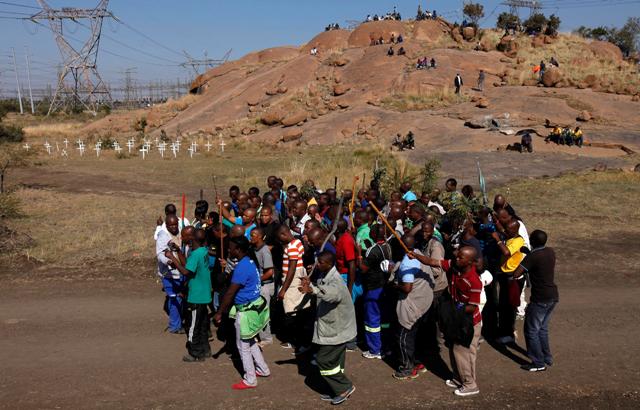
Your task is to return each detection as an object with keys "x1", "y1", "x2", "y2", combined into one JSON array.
[
  {"x1": 44, "y1": 141, "x2": 52, "y2": 155},
  {"x1": 114, "y1": 142, "x2": 122, "y2": 154},
  {"x1": 175, "y1": 139, "x2": 181, "y2": 151},
  {"x1": 61, "y1": 149, "x2": 68, "y2": 158},
  {"x1": 154, "y1": 137, "x2": 159, "y2": 146},
  {"x1": 140, "y1": 146, "x2": 148, "y2": 159},
  {"x1": 158, "y1": 142, "x2": 166, "y2": 158},
  {"x1": 76, "y1": 139, "x2": 83, "y2": 147},
  {"x1": 23, "y1": 143, "x2": 30, "y2": 151},
  {"x1": 127, "y1": 139, "x2": 135, "y2": 153},
  {"x1": 143, "y1": 142, "x2": 151, "y2": 152},
  {"x1": 191, "y1": 141, "x2": 198, "y2": 153},
  {"x1": 171, "y1": 143, "x2": 178, "y2": 158},
  {"x1": 187, "y1": 145, "x2": 194, "y2": 158},
  {"x1": 77, "y1": 144, "x2": 85, "y2": 156},
  {"x1": 94, "y1": 143, "x2": 102, "y2": 157},
  {"x1": 63, "y1": 138, "x2": 69, "y2": 149},
  {"x1": 96, "y1": 140, "x2": 102, "y2": 149},
  {"x1": 205, "y1": 140, "x2": 212, "y2": 152},
  {"x1": 219, "y1": 137, "x2": 226, "y2": 153}
]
